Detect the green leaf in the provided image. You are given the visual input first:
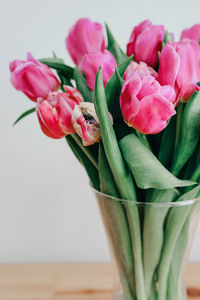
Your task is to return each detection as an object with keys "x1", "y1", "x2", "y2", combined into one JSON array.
[
  {"x1": 115, "y1": 66, "x2": 124, "y2": 86},
  {"x1": 98, "y1": 142, "x2": 120, "y2": 197},
  {"x1": 158, "y1": 115, "x2": 176, "y2": 168},
  {"x1": 39, "y1": 58, "x2": 74, "y2": 79},
  {"x1": 120, "y1": 133, "x2": 195, "y2": 189},
  {"x1": 94, "y1": 68, "x2": 136, "y2": 201},
  {"x1": 105, "y1": 56, "x2": 133, "y2": 115},
  {"x1": 13, "y1": 108, "x2": 35, "y2": 126},
  {"x1": 105, "y1": 23, "x2": 128, "y2": 65},
  {"x1": 162, "y1": 31, "x2": 173, "y2": 48},
  {"x1": 74, "y1": 67, "x2": 94, "y2": 102},
  {"x1": 41, "y1": 57, "x2": 64, "y2": 64},
  {"x1": 135, "y1": 131, "x2": 151, "y2": 150},
  {"x1": 95, "y1": 69, "x2": 147, "y2": 299},
  {"x1": 57, "y1": 71, "x2": 72, "y2": 89},
  {"x1": 171, "y1": 91, "x2": 200, "y2": 176}
]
